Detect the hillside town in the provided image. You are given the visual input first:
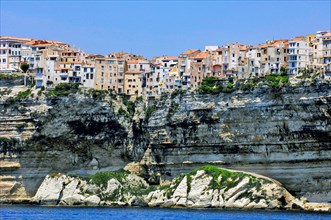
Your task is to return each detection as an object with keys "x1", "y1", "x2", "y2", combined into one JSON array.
[{"x1": 0, "y1": 30, "x2": 330, "y2": 100}]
